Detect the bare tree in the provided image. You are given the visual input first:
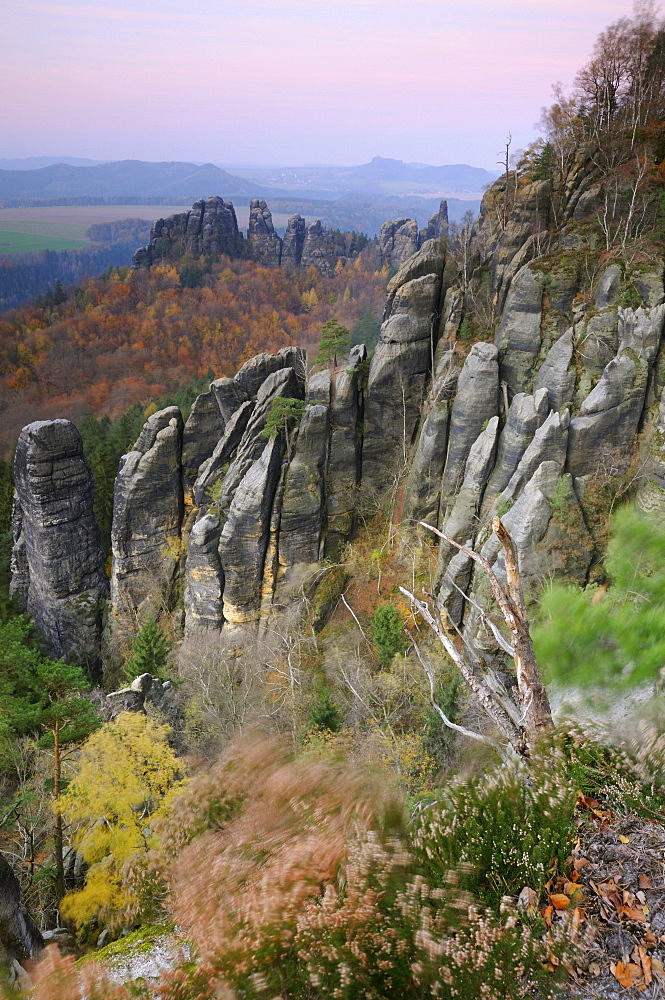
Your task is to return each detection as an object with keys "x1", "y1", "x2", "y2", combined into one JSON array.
[{"x1": 400, "y1": 517, "x2": 552, "y2": 758}]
